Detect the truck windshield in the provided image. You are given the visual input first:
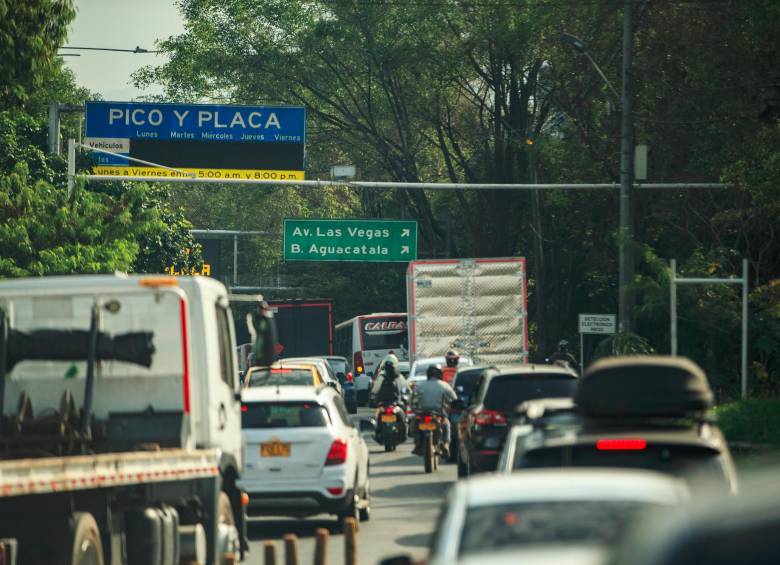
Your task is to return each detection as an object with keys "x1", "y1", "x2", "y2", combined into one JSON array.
[{"x1": 242, "y1": 402, "x2": 329, "y2": 428}]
